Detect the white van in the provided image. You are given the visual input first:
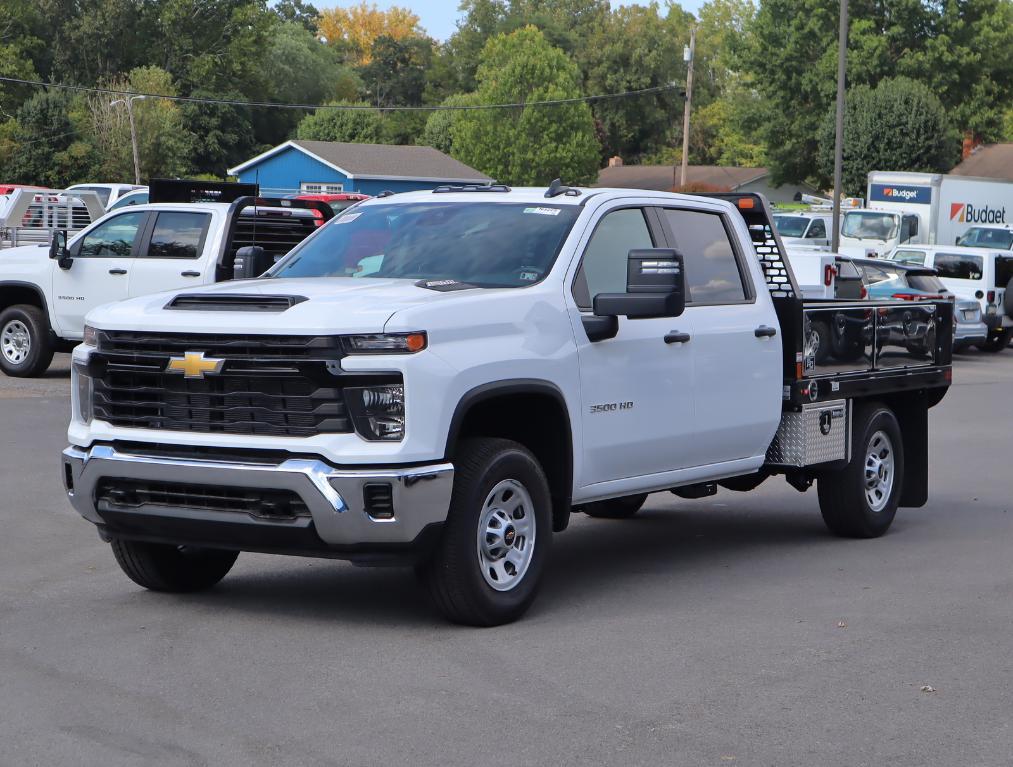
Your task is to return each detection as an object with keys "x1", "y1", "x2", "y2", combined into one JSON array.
[{"x1": 888, "y1": 245, "x2": 1013, "y2": 351}]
